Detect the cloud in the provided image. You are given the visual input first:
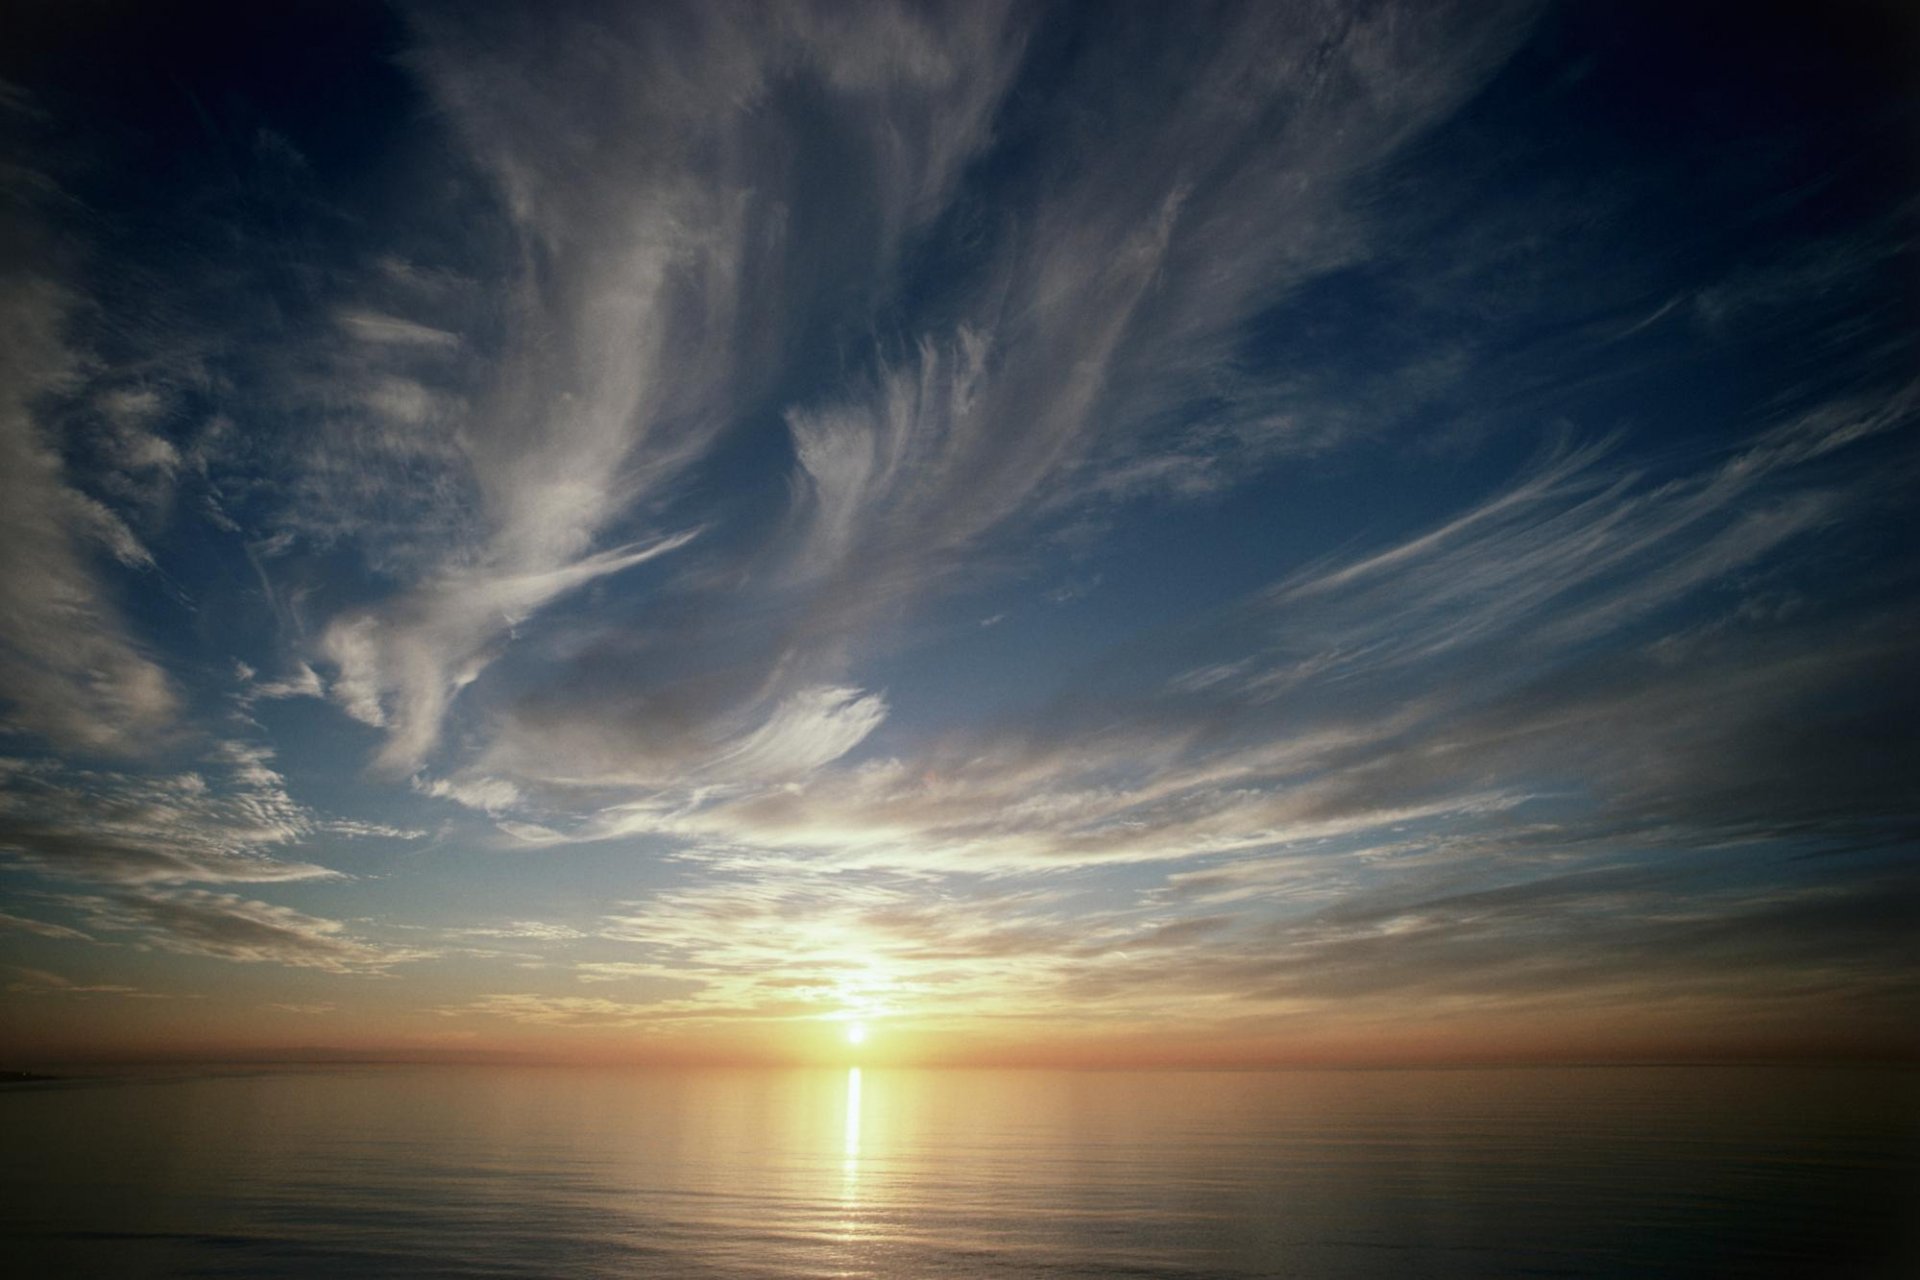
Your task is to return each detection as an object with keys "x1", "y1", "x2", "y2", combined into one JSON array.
[
  {"x1": 262, "y1": 0, "x2": 1037, "y2": 777},
  {"x1": 444, "y1": 920, "x2": 585, "y2": 942},
  {"x1": 57, "y1": 888, "x2": 431, "y2": 974},
  {"x1": 702, "y1": 685, "x2": 889, "y2": 783},
  {"x1": 573, "y1": 961, "x2": 679, "y2": 984},
  {"x1": 553, "y1": 834, "x2": 1920, "y2": 1040},
  {"x1": 0, "y1": 742, "x2": 339, "y2": 885},
  {"x1": 1244, "y1": 408, "x2": 1885, "y2": 688},
  {"x1": 6, "y1": 965, "x2": 150, "y2": 998},
  {"x1": 319, "y1": 529, "x2": 700, "y2": 773},
  {"x1": 335, "y1": 309, "x2": 462, "y2": 349},
  {"x1": 427, "y1": 0, "x2": 1535, "y2": 795},
  {"x1": 417, "y1": 774, "x2": 523, "y2": 816},
  {"x1": 441, "y1": 993, "x2": 678, "y2": 1028},
  {"x1": 1065, "y1": 860, "x2": 1920, "y2": 1025},
  {"x1": 0, "y1": 274, "x2": 178, "y2": 754},
  {"x1": 245, "y1": 662, "x2": 327, "y2": 702},
  {"x1": 578, "y1": 865, "x2": 1176, "y2": 1029},
  {"x1": 0, "y1": 909, "x2": 91, "y2": 941},
  {"x1": 554, "y1": 366, "x2": 1896, "y2": 864},
  {"x1": 517, "y1": 375, "x2": 1917, "y2": 1031}
]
